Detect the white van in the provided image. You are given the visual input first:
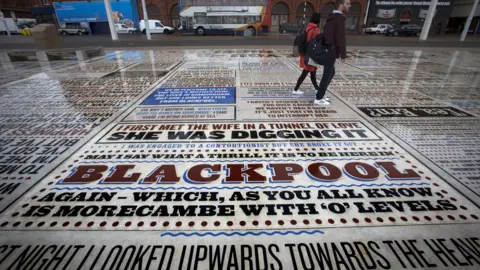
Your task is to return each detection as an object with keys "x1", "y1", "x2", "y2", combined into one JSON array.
[
  {"x1": 139, "y1": 20, "x2": 174, "y2": 34},
  {"x1": 0, "y1": 18, "x2": 20, "y2": 34}
]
